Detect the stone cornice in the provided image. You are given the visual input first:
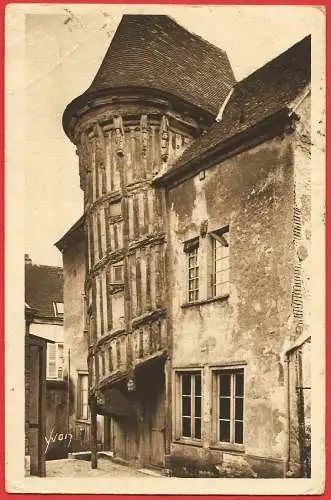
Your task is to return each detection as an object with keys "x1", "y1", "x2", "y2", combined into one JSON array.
[
  {"x1": 85, "y1": 249, "x2": 124, "y2": 286},
  {"x1": 128, "y1": 232, "x2": 166, "y2": 254},
  {"x1": 63, "y1": 87, "x2": 213, "y2": 143},
  {"x1": 95, "y1": 327, "x2": 127, "y2": 349},
  {"x1": 131, "y1": 308, "x2": 167, "y2": 329},
  {"x1": 85, "y1": 191, "x2": 122, "y2": 215}
]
